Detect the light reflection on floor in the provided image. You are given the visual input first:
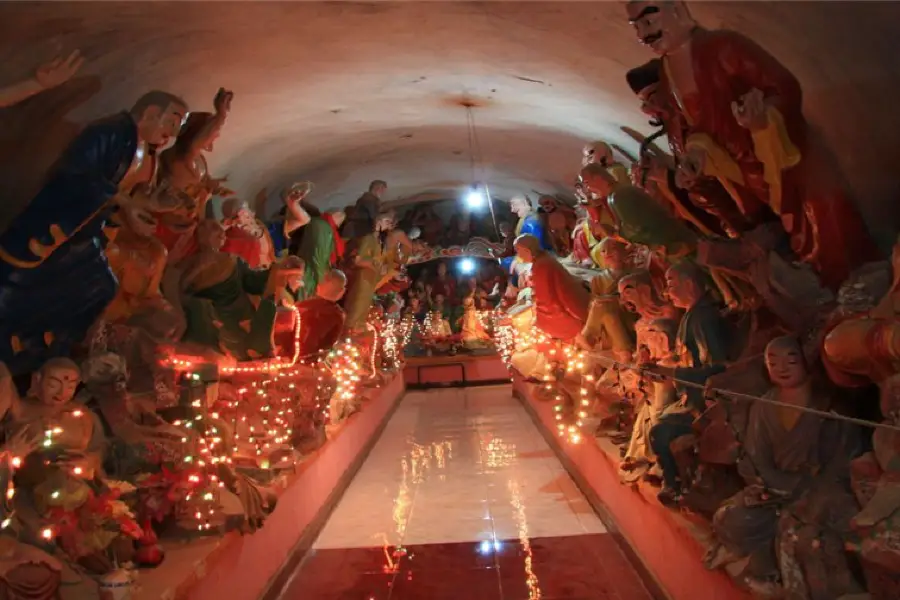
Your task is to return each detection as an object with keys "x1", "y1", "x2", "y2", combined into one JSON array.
[{"x1": 280, "y1": 386, "x2": 651, "y2": 599}]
